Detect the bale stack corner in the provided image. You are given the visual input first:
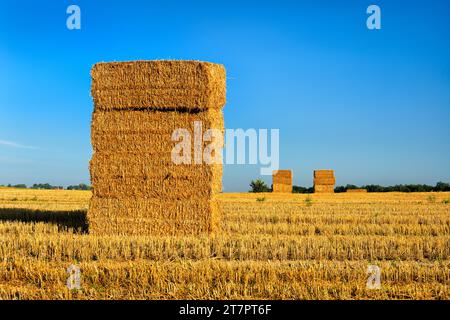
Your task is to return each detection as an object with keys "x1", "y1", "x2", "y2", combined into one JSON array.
[
  {"x1": 314, "y1": 170, "x2": 335, "y2": 193},
  {"x1": 272, "y1": 170, "x2": 293, "y2": 193},
  {"x1": 88, "y1": 60, "x2": 226, "y2": 235}
]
